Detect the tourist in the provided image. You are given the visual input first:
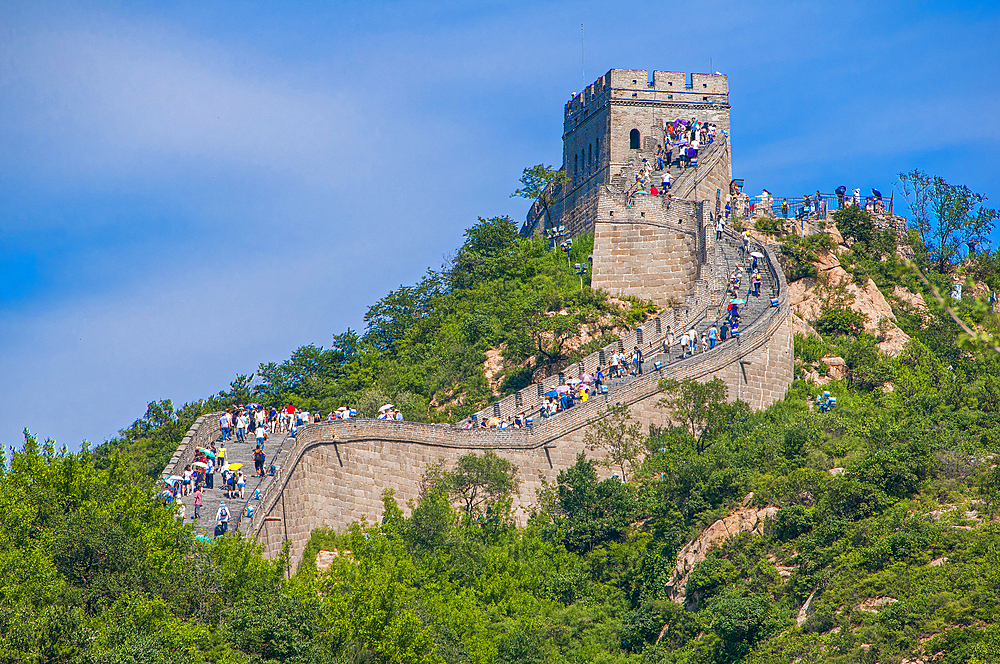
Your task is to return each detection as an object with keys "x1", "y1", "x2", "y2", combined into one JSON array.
[
  {"x1": 716, "y1": 216, "x2": 725, "y2": 240},
  {"x1": 662, "y1": 170, "x2": 672, "y2": 192},
  {"x1": 216, "y1": 503, "x2": 230, "y2": 535},
  {"x1": 752, "y1": 270, "x2": 762, "y2": 297},
  {"x1": 219, "y1": 411, "x2": 232, "y2": 441},
  {"x1": 237, "y1": 472, "x2": 246, "y2": 499},
  {"x1": 255, "y1": 424, "x2": 267, "y2": 448},
  {"x1": 254, "y1": 446, "x2": 266, "y2": 477},
  {"x1": 688, "y1": 327, "x2": 697, "y2": 356},
  {"x1": 664, "y1": 326, "x2": 674, "y2": 358},
  {"x1": 634, "y1": 346, "x2": 643, "y2": 375},
  {"x1": 701, "y1": 333, "x2": 709, "y2": 354},
  {"x1": 235, "y1": 410, "x2": 248, "y2": 443},
  {"x1": 182, "y1": 465, "x2": 193, "y2": 496},
  {"x1": 206, "y1": 461, "x2": 214, "y2": 489},
  {"x1": 725, "y1": 202, "x2": 731, "y2": 220},
  {"x1": 708, "y1": 324, "x2": 718, "y2": 349},
  {"x1": 217, "y1": 442, "x2": 226, "y2": 469},
  {"x1": 177, "y1": 502, "x2": 186, "y2": 521},
  {"x1": 595, "y1": 366, "x2": 604, "y2": 391},
  {"x1": 193, "y1": 485, "x2": 203, "y2": 520},
  {"x1": 732, "y1": 319, "x2": 740, "y2": 341},
  {"x1": 679, "y1": 331, "x2": 689, "y2": 358}
]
